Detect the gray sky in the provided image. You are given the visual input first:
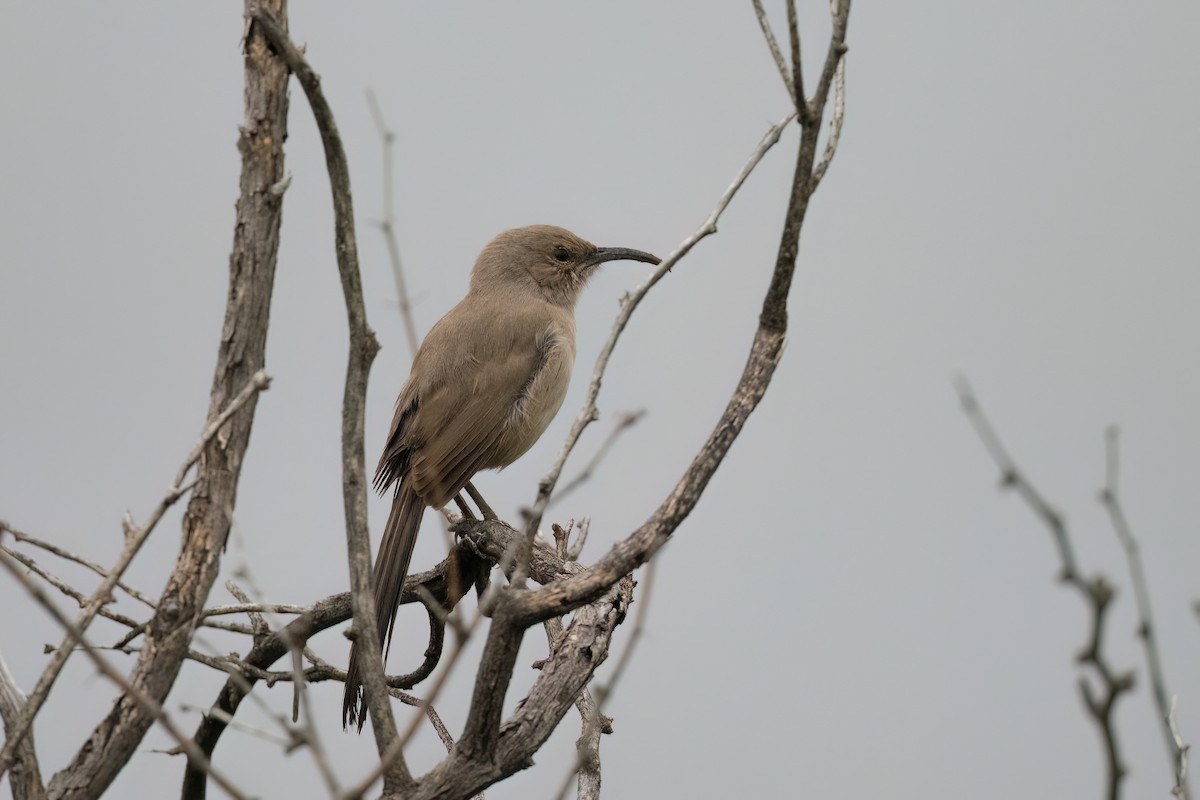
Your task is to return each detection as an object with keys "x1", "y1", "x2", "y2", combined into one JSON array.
[{"x1": 2, "y1": 2, "x2": 1198, "y2": 798}]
